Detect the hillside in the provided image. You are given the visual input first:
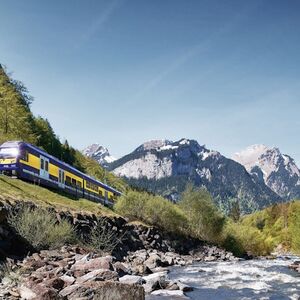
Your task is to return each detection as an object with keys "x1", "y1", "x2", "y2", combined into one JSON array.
[
  {"x1": 107, "y1": 139, "x2": 281, "y2": 214},
  {"x1": 0, "y1": 175, "x2": 115, "y2": 216},
  {"x1": 0, "y1": 64, "x2": 127, "y2": 193}
]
